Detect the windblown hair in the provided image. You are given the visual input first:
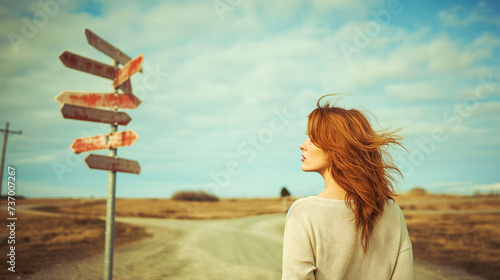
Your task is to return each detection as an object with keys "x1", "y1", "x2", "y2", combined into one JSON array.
[{"x1": 307, "y1": 95, "x2": 405, "y2": 253}]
